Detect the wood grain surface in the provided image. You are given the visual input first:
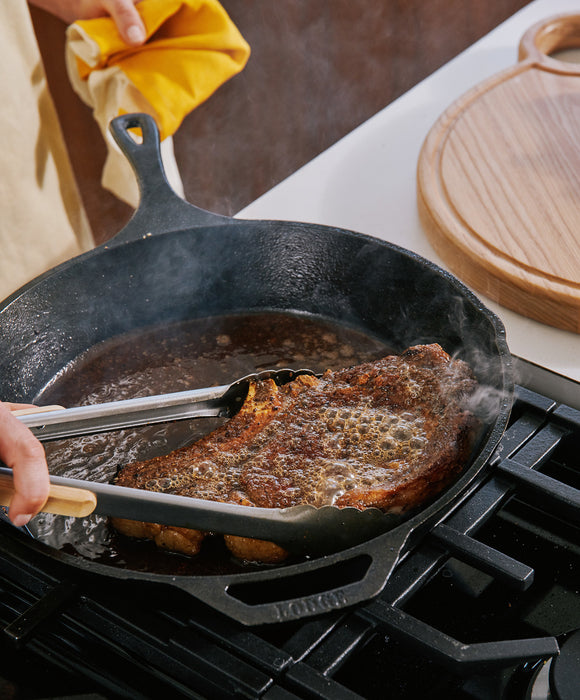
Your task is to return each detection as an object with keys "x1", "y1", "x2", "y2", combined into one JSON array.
[
  {"x1": 417, "y1": 13, "x2": 580, "y2": 333},
  {"x1": 30, "y1": 1, "x2": 531, "y2": 245},
  {"x1": 0, "y1": 473, "x2": 96, "y2": 518}
]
